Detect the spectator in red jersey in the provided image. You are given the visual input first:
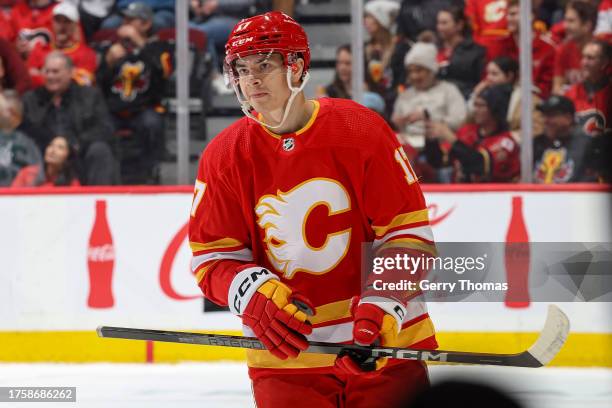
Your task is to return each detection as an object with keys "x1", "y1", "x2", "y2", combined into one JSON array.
[
  {"x1": 424, "y1": 83, "x2": 520, "y2": 183},
  {"x1": 27, "y1": 2, "x2": 96, "y2": 87},
  {"x1": 435, "y1": 5, "x2": 486, "y2": 99},
  {"x1": 465, "y1": 0, "x2": 509, "y2": 49},
  {"x1": 0, "y1": 38, "x2": 32, "y2": 94},
  {"x1": 0, "y1": 0, "x2": 18, "y2": 42},
  {"x1": 487, "y1": 0, "x2": 556, "y2": 98},
  {"x1": 548, "y1": 0, "x2": 602, "y2": 44},
  {"x1": 533, "y1": 95, "x2": 597, "y2": 183},
  {"x1": 12, "y1": 0, "x2": 57, "y2": 58},
  {"x1": 565, "y1": 39, "x2": 611, "y2": 137},
  {"x1": 469, "y1": 56, "x2": 545, "y2": 141},
  {"x1": 21, "y1": 51, "x2": 117, "y2": 185},
  {"x1": 0, "y1": 89, "x2": 41, "y2": 186},
  {"x1": 11, "y1": 134, "x2": 81, "y2": 186},
  {"x1": 553, "y1": 1, "x2": 598, "y2": 95}
]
